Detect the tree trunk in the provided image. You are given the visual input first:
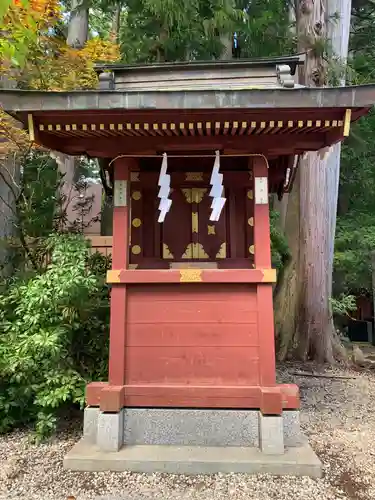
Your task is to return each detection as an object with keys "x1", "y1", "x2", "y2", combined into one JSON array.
[
  {"x1": 67, "y1": 0, "x2": 89, "y2": 49},
  {"x1": 275, "y1": 0, "x2": 351, "y2": 363},
  {"x1": 110, "y1": 2, "x2": 121, "y2": 43},
  {"x1": 325, "y1": 0, "x2": 351, "y2": 295},
  {"x1": 220, "y1": 35, "x2": 233, "y2": 60},
  {"x1": 54, "y1": 0, "x2": 89, "y2": 232}
]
